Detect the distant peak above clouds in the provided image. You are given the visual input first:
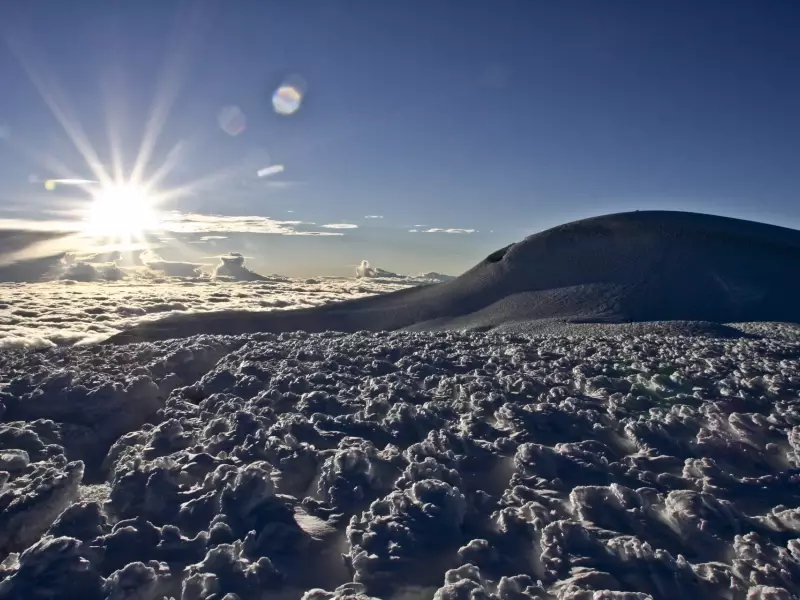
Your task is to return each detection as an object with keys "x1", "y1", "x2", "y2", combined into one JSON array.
[
  {"x1": 356, "y1": 259, "x2": 402, "y2": 278},
  {"x1": 415, "y1": 271, "x2": 456, "y2": 282},
  {"x1": 355, "y1": 259, "x2": 454, "y2": 282}
]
